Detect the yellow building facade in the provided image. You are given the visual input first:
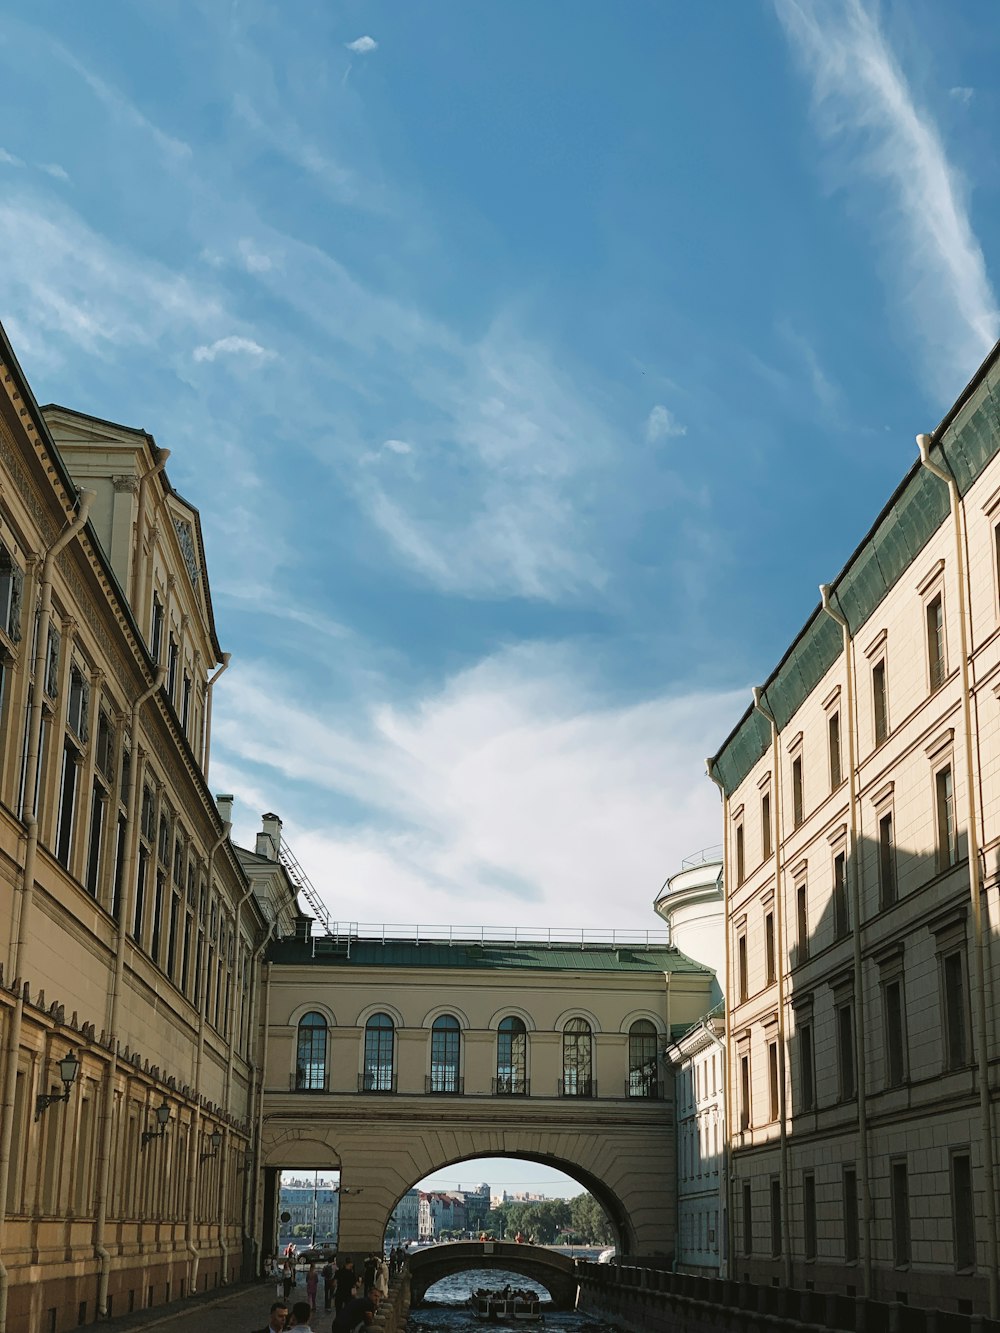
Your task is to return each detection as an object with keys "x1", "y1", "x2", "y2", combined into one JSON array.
[
  {"x1": 0, "y1": 326, "x2": 283, "y2": 1331},
  {"x1": 710, "y1": 341, "x2": 1000, "y2": 1312}
]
